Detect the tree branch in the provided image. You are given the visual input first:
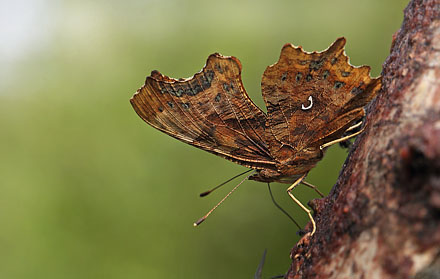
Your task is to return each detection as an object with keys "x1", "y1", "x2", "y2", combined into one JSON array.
[{"x1": 286, "y1": 0, "x2": 440, "y2": 278}]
